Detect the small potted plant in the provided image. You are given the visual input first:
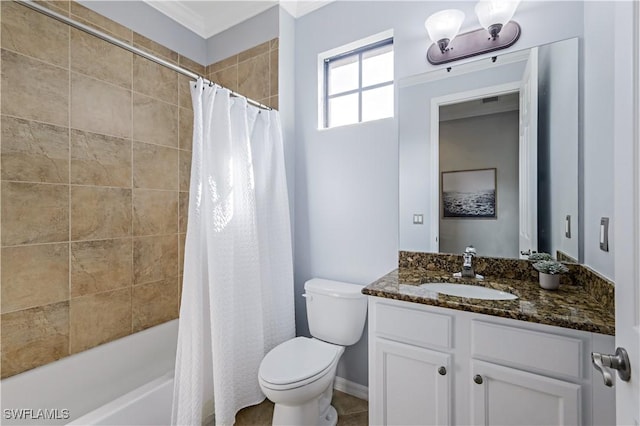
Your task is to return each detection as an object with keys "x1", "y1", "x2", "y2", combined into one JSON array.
[
  {"x1": 527, "y1": 252, "x2": 553, "y2": 262},
  {"x1": 533, "y1": 260, "x2": 569, "y2": 290}
]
